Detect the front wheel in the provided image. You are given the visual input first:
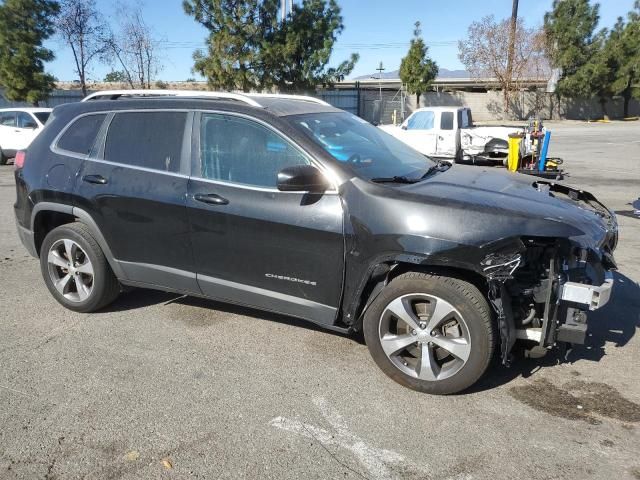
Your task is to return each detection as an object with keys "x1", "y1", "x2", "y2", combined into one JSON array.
[
  {"x1": 40, "y1": 223, "x2": 120, "y2": 312},
  {"x1": 363, "y1": 272, "x2": 496, "y2": 394}
]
